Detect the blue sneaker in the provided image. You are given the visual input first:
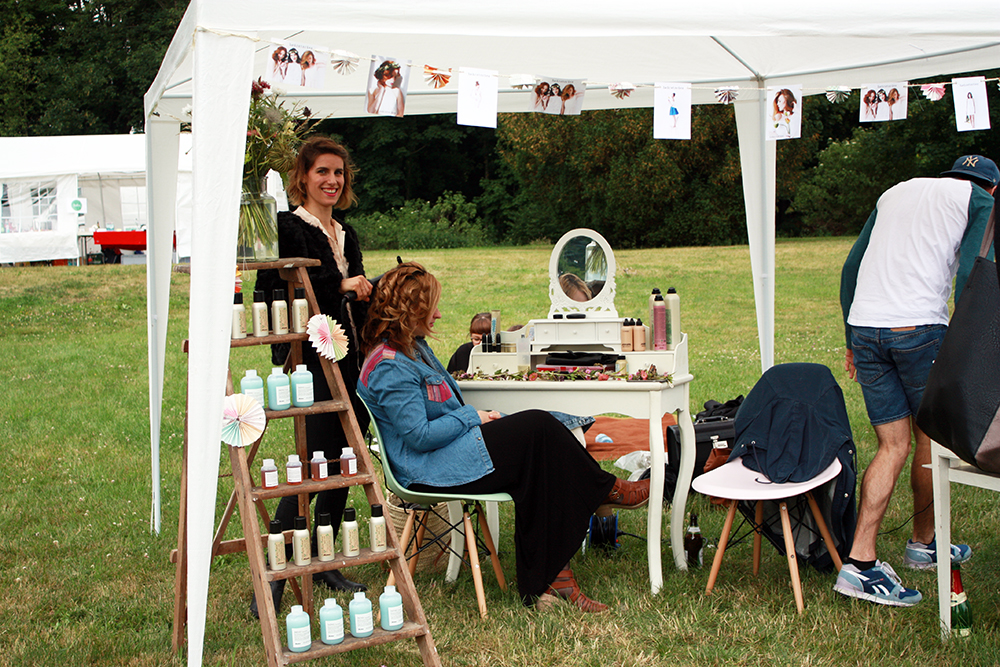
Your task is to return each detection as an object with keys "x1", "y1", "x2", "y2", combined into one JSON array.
[
  {"x1": 833, "y1": 561, "x2": 922, "y2": 607},
  {"x1": 903, "y1": 538, "x2": 972, "y2": 570}
]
